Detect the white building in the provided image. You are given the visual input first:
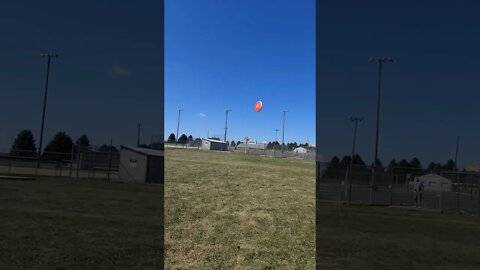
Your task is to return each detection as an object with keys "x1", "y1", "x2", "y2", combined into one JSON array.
[
  {"x1": 201, "y1": 138, "x2": 229, "y2": 151},
  {"x1": 293, "y1": 147, "x2": 308, "y2": 154},
  {"x1": 418, "y1": 174, "x2": 452, "y2": 192},
  {"x1": 119, "y1": 145, "x2": 163, "y2": 184}
]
